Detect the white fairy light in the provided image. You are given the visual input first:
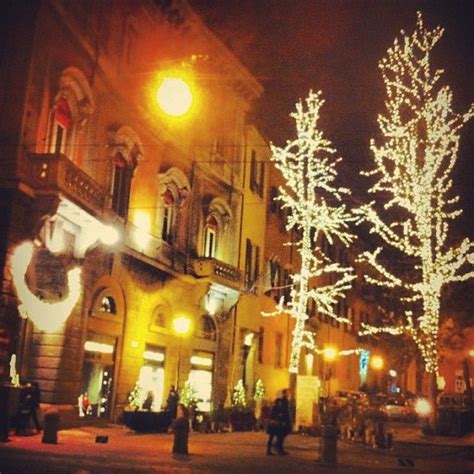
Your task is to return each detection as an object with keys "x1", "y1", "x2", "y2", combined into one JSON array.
[
  {"x1": 356, "y1": 12, "x2": 474, "y2": 374},
  {"x1": 11, "y1": 241, "x2": 82, "y2": 332},
  {"x1": 270, "y1": 90, "x2": 356, "y2": 373}
]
